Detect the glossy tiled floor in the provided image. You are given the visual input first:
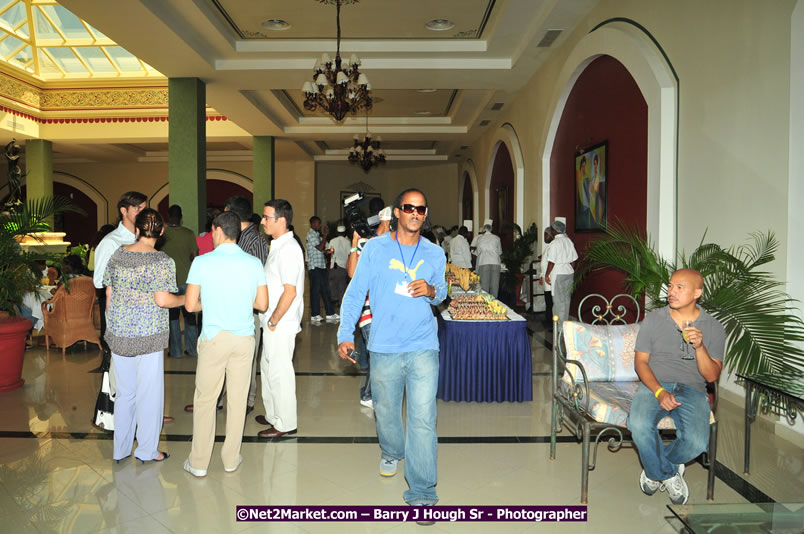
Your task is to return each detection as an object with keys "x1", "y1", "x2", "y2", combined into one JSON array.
[{"x1": 1, "y1": 313, "x2": 802, "y2": 533}]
